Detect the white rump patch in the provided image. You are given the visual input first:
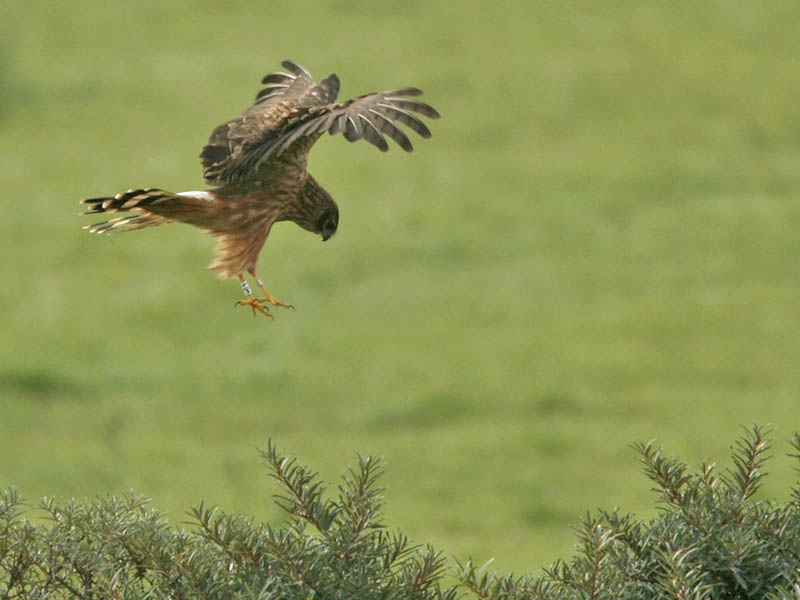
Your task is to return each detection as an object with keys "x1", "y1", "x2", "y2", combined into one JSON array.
[{"x1": 178, "y1": 190, "x2": 216, "y2": 202}]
